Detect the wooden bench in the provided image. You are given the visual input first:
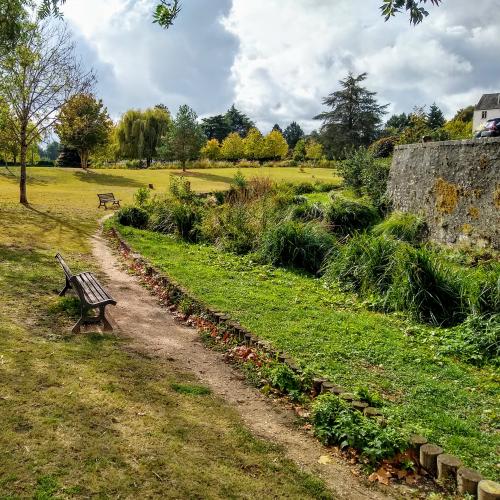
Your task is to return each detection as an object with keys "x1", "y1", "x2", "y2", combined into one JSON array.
[
  {"x1": 55, "y1": 253, "x2": 117, "y2": 333},
  {"x1": 97, "y1": 193, "x2": 121, "y2": 209}
]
